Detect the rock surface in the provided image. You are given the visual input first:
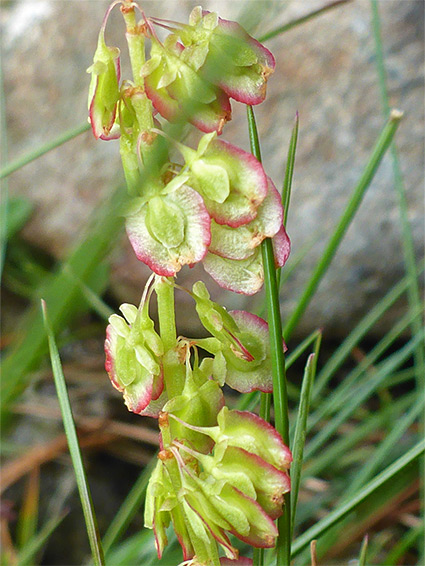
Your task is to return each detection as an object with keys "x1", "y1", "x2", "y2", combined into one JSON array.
[{"x1": 2, "y1": 0, "x2": 424, "y2": 339}]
